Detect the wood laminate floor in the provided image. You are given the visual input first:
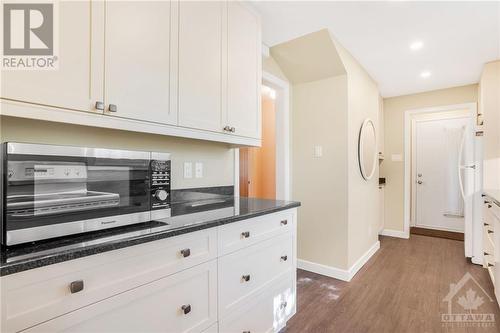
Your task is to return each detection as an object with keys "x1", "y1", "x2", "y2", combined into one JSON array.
[{"x1": 283, "y1": 235, "x2": 500, "y2": 333}]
